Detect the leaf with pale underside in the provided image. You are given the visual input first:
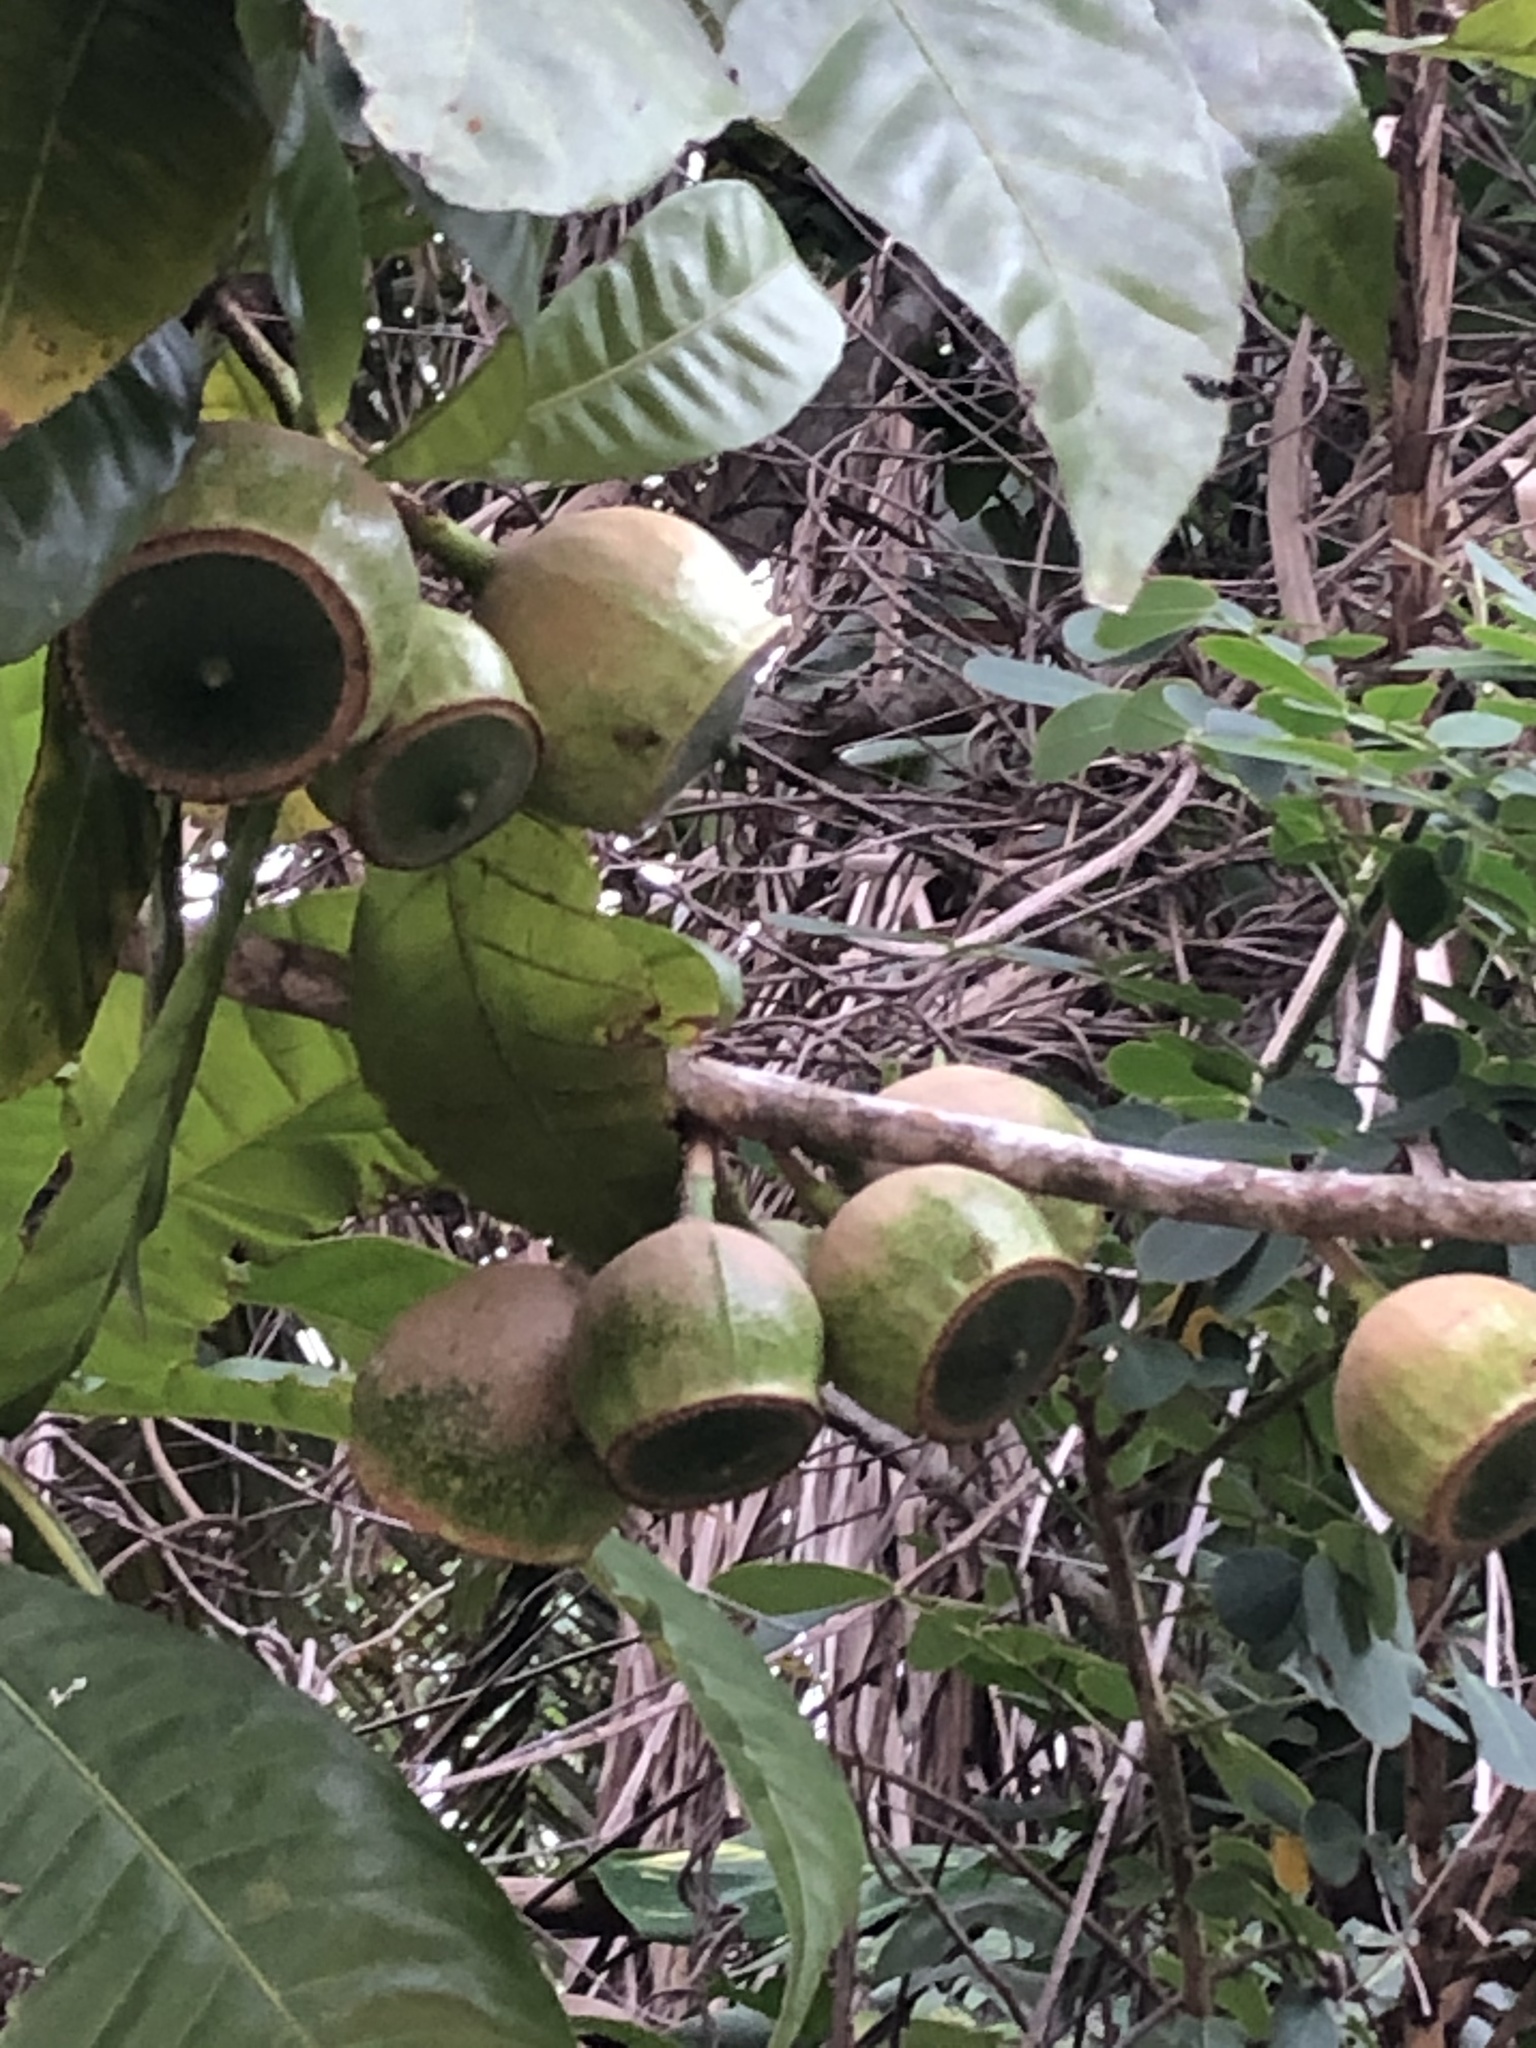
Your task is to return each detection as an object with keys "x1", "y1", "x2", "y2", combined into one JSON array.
[
  {"x1": 723, "y1": 0, "x2": 1244, "y2": 607},
  {"x1": 1154, "y1": 0, "x2": 1395, "y2": 386},
  {"x1": 312, "y1": 0, "x2": 739, "y2": 215}
]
